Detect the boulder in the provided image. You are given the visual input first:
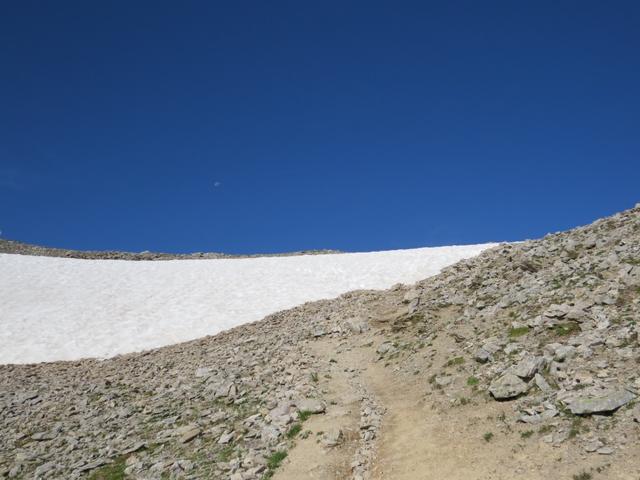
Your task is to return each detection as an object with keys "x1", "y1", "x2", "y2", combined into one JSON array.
[
  {"x1": 489, "y1": 373, "x2": 529, "y2": 400},
  {"x1": 568, "y1": 389, "x2": 636, "y2": 415},
  {"x1": 512, "y1": 355, "x2": 545, "y2": 379}
]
